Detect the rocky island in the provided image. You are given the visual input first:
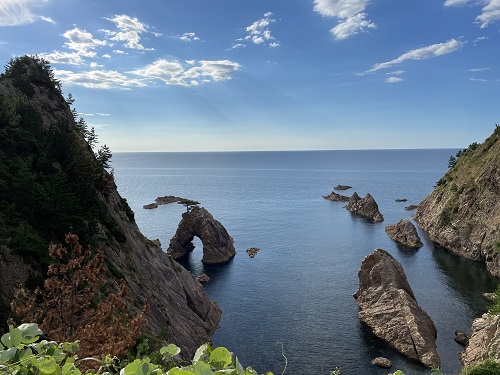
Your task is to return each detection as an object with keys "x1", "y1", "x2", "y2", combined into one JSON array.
[
  {"x1": 385, "y1": 219, "x2": 423, "y2": 248},
  {"x1": 345, "y1": 192, "x2": 384, "y2": 222},
  {"x1": 354, "y1": 249, "x2": 440, "y2": 368}
]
